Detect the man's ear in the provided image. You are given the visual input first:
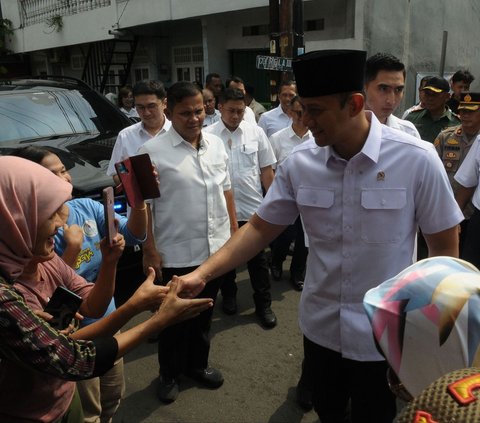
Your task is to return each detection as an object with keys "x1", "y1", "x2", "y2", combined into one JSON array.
[
  {"x1": 164, "y1": 107, "x2": 172, "y2": 120},
  {"x1": 349, "y1": 93, "x2": 365, "y2": 117}
]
